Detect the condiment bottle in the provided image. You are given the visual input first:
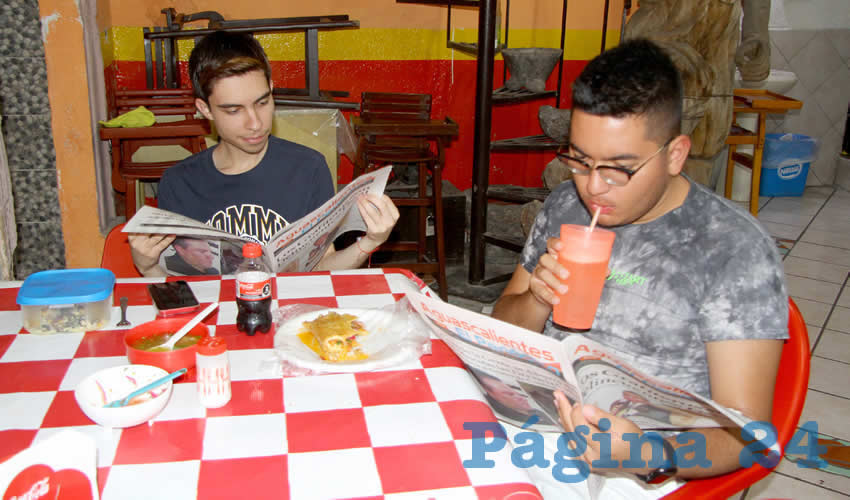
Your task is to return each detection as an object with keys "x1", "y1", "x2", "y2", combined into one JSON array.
[{"x1": 196, "y1": 336, "x2": 231, "y2": 408}]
